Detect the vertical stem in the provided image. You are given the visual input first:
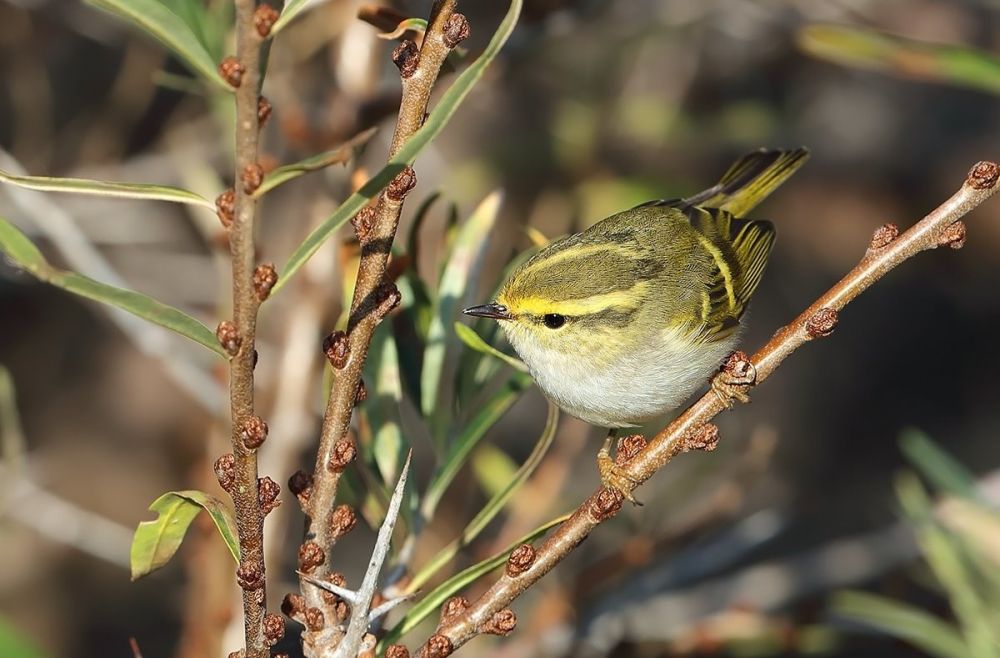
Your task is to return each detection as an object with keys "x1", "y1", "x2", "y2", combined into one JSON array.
[
  {"x1": 227, "y1": 2, "x2": 268, "y2": 657},
  {"x1": 298, "y1": 2, "x2": 464, "y2": 655}
]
